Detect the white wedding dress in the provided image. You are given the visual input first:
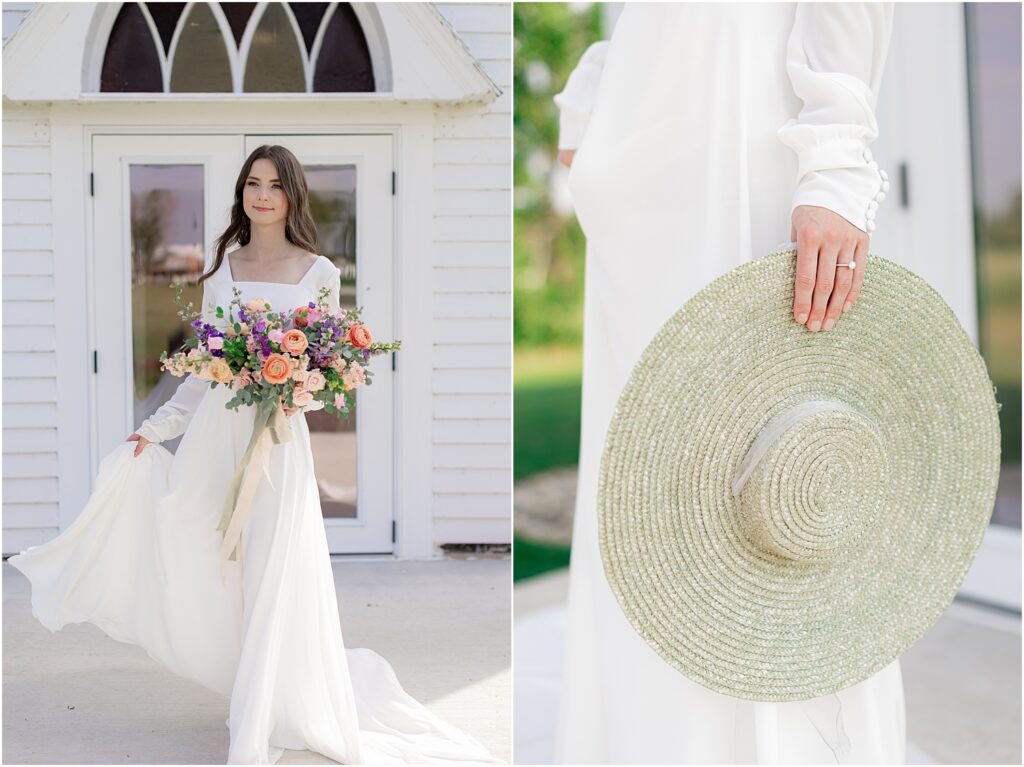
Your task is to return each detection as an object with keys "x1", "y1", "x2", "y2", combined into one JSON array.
[
  {"x1": 9, "y1": 254, "x2": 498, "y2": 765},
  {"x1": 552, "y1": 4, "x2": 906, "y2": 764}
]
